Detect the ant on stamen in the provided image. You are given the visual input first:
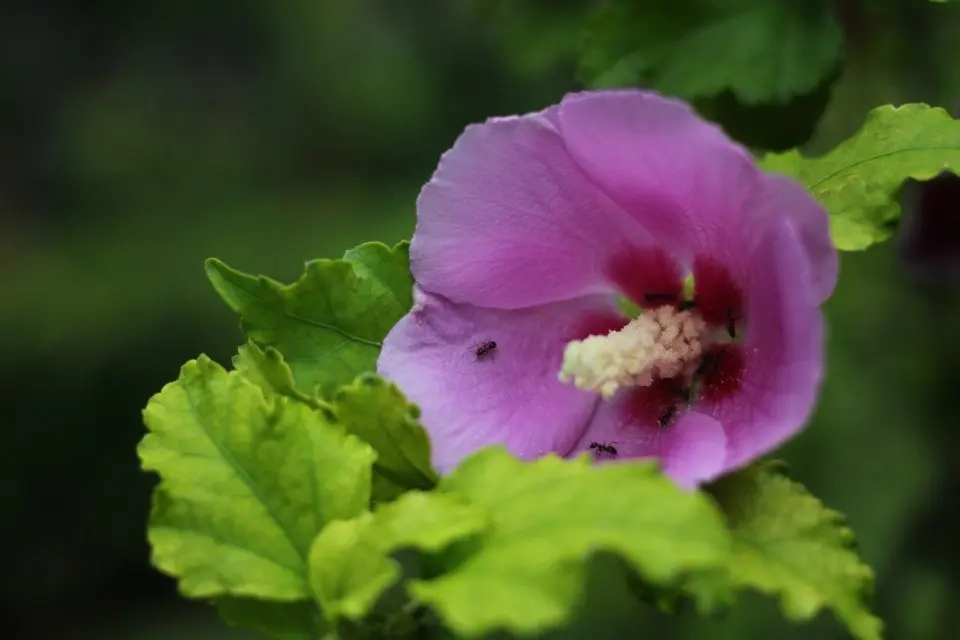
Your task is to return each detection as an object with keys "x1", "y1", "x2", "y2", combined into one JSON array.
[
  {"x1": 472, "y1": 340, "x2": 497, "y2": 361},
  {"x1": 589, "y1": 441, "x2": 618, "y2": 457}
]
